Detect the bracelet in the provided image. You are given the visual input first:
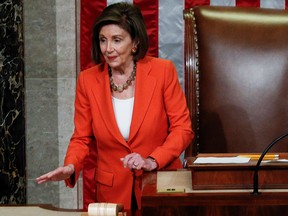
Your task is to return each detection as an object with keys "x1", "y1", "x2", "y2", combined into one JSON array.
[{"x1": 147, "y1": 156, "x2": 158, "y2": 170}]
